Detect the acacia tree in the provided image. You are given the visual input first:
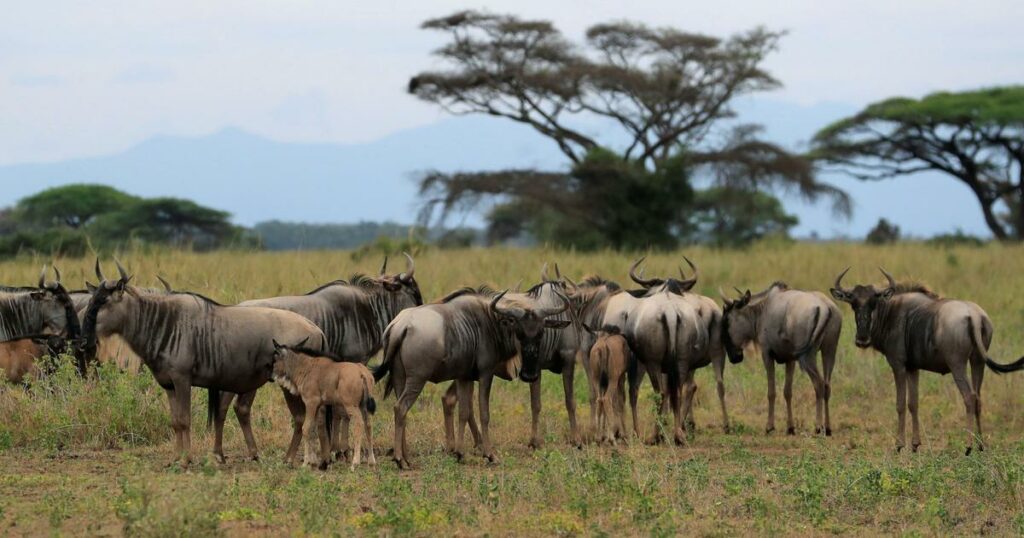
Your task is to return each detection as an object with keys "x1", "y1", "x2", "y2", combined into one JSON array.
[
  {"x1": 410, "y1": 11, "x2": 848, "y2": 248},
  {"x1": 812, "y1": 86, "x2": 1024, "y2": 240}
]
